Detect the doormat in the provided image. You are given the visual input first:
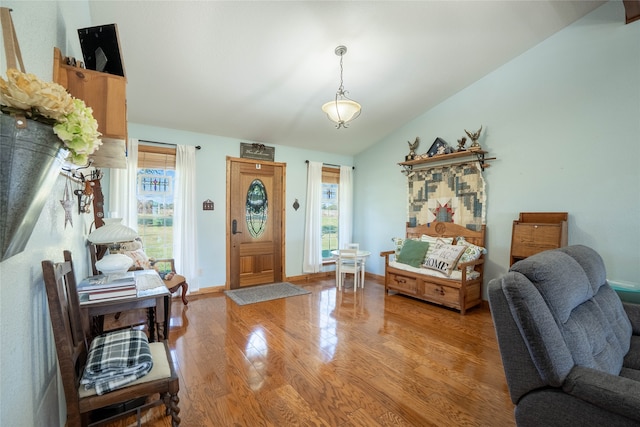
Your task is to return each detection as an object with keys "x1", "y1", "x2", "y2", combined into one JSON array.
[{"x1": 224, "y1": 282, "x2": 311, "y2": 306}]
